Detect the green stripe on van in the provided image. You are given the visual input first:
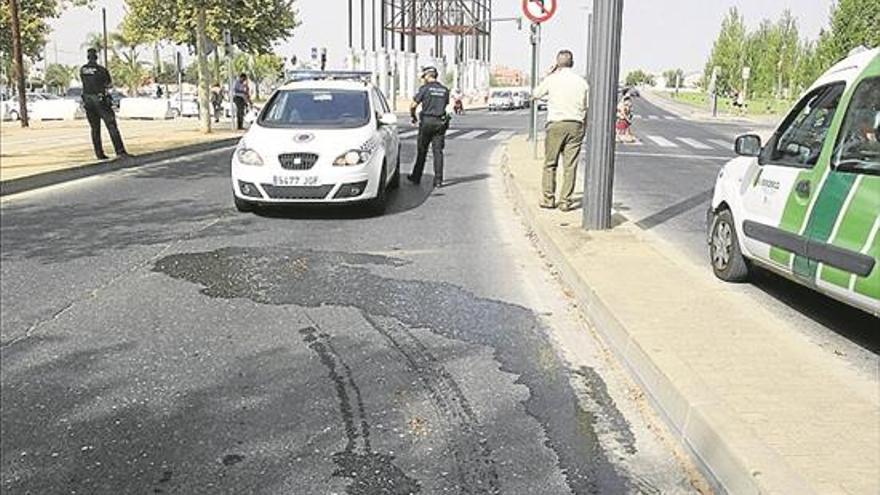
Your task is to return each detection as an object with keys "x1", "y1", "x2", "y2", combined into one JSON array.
[
  {"x1": 793, "y1": 171, "x2": 857, "y2": 278},
  {"x1": 770, "y1": 169, "x2": 813, "y2": 266}
]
